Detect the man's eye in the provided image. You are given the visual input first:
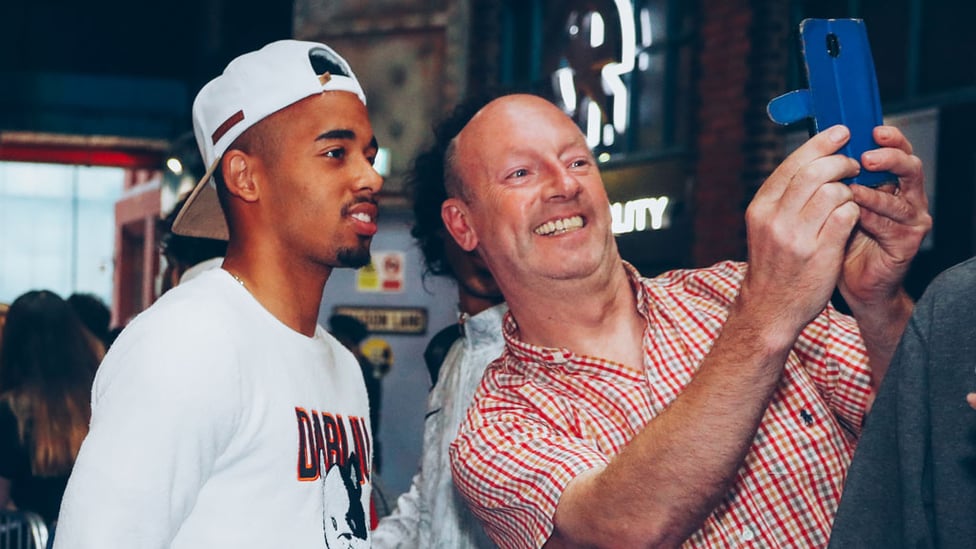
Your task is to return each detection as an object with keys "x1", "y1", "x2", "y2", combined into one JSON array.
[
  {"x1": 507, "y1": 168, "x2": 528, "y2": 179},
  {"x1": 570, "y1": 159, "x2": 588, "y2": 168},
  {"x1": 325, "y1": 148, "x2": 346, "y2": 159}
]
